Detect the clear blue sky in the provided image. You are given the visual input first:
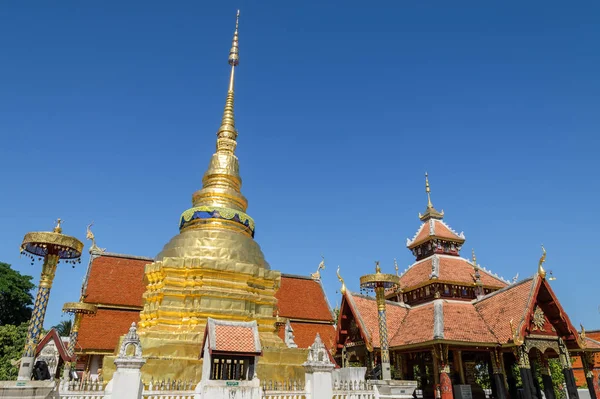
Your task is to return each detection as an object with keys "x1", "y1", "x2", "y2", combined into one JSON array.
[{"x1": 1, "y1": 1, "x2": 599, "y2": 331}]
